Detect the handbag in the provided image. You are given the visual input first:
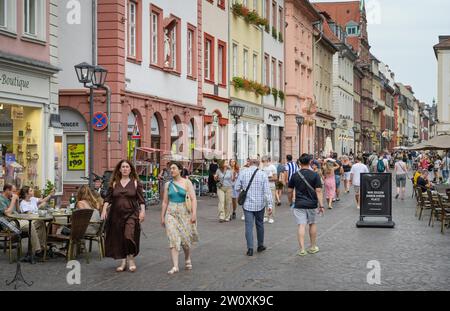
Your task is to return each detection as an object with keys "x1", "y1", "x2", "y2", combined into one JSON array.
[
  {"x1": 238, "y1": 169, "x2": 259, "y2": 206},
  {"x1": 184, "y1": 179, "x2": 192, "y2": 213},
  {"x1": 171, "y1": 181, "x2": 192, "y2": 213}
]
